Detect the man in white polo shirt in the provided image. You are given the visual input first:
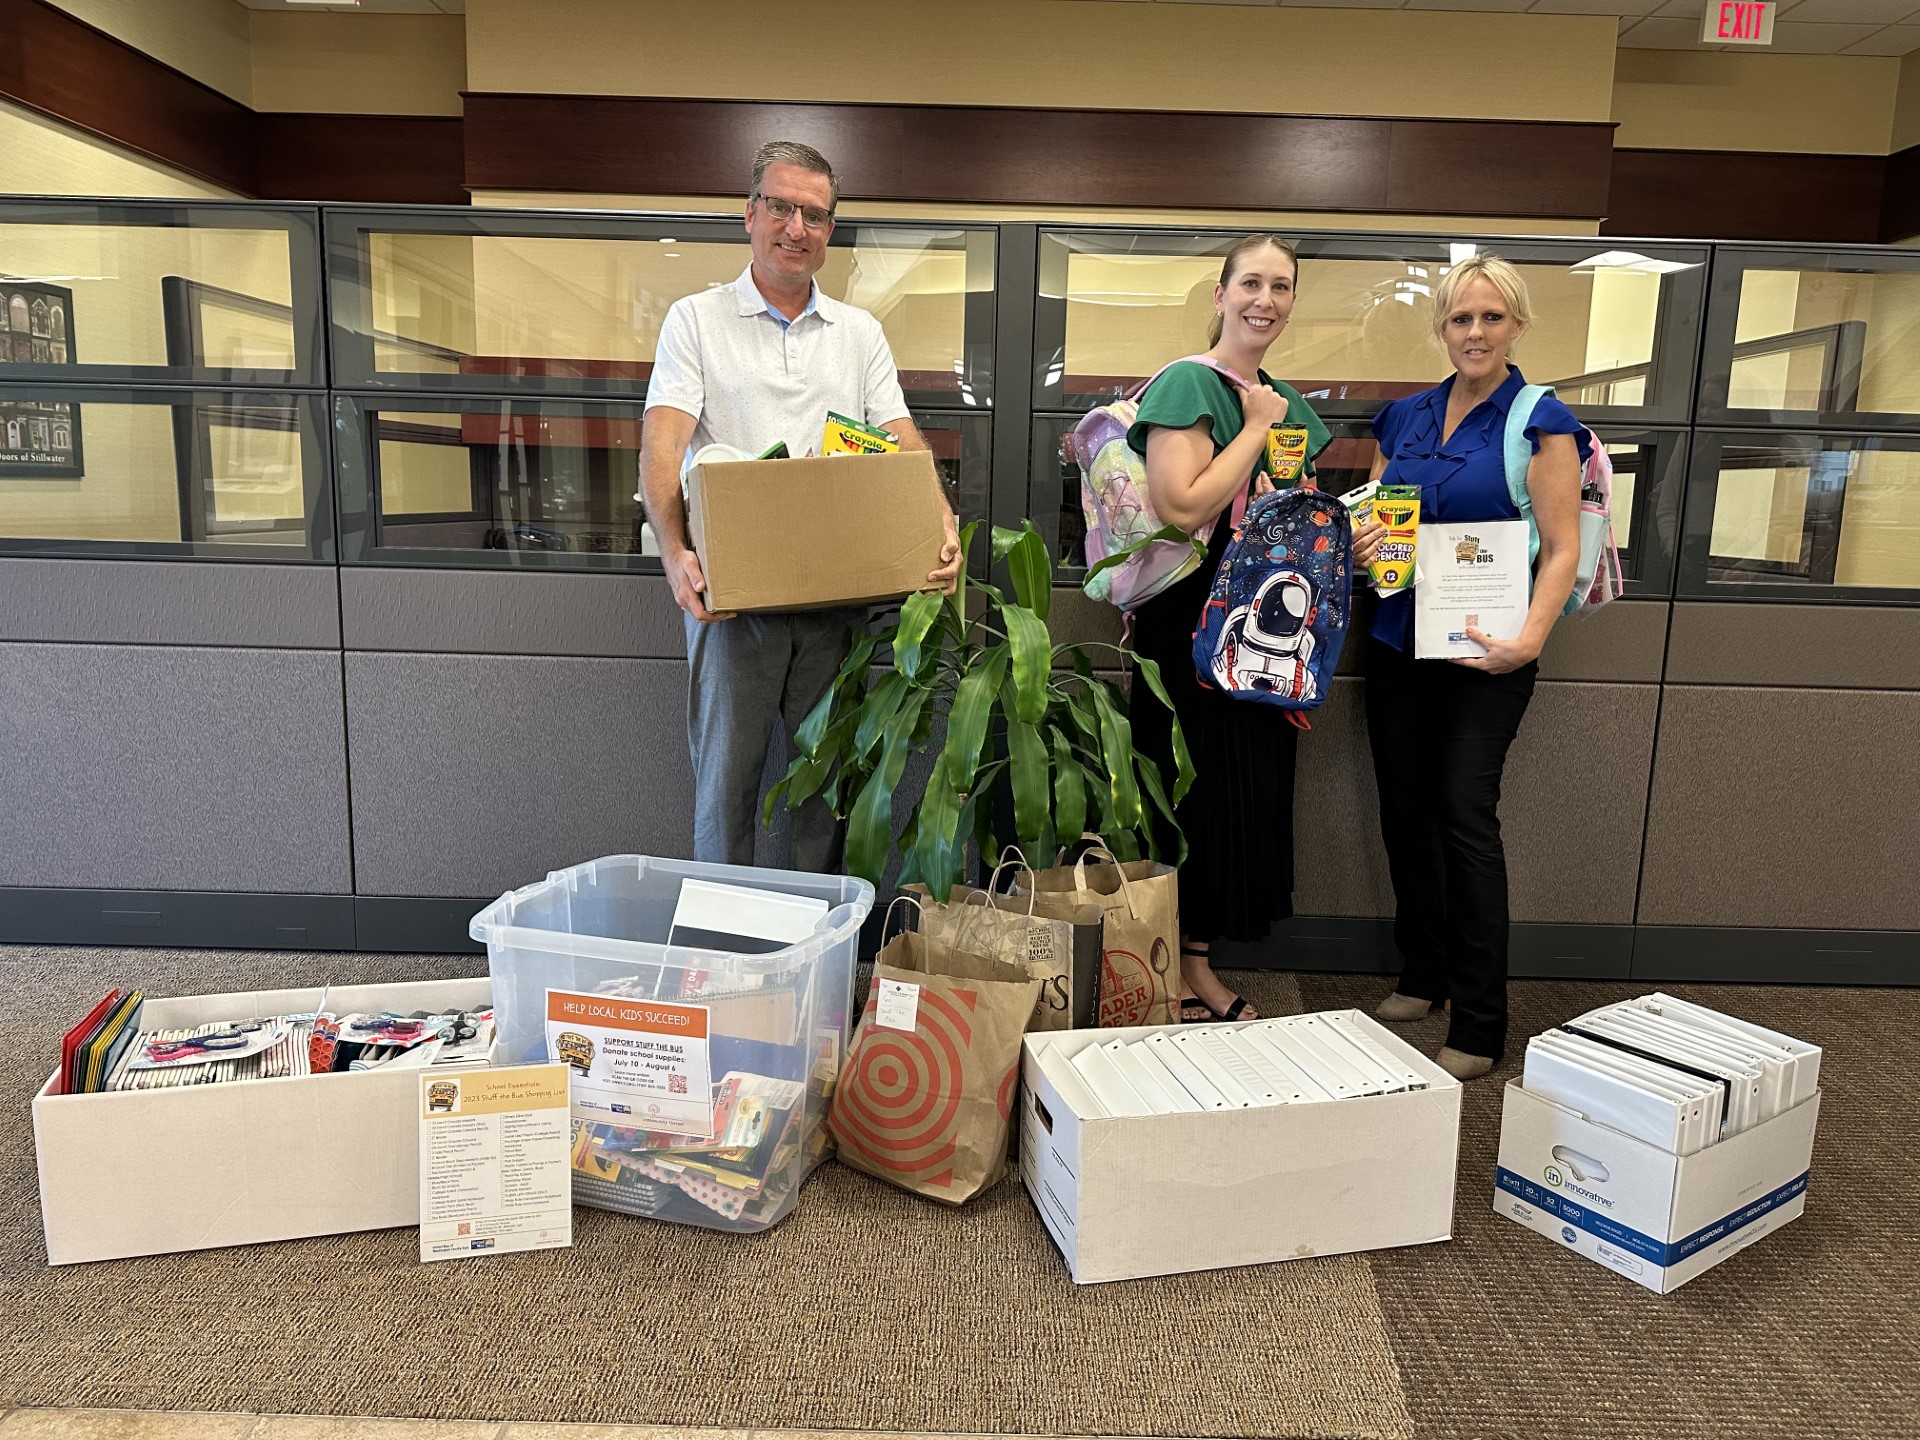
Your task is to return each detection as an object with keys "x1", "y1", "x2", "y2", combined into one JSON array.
[{"x1": 640, "y1": 139, "x2": 961, "y2": 871}]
